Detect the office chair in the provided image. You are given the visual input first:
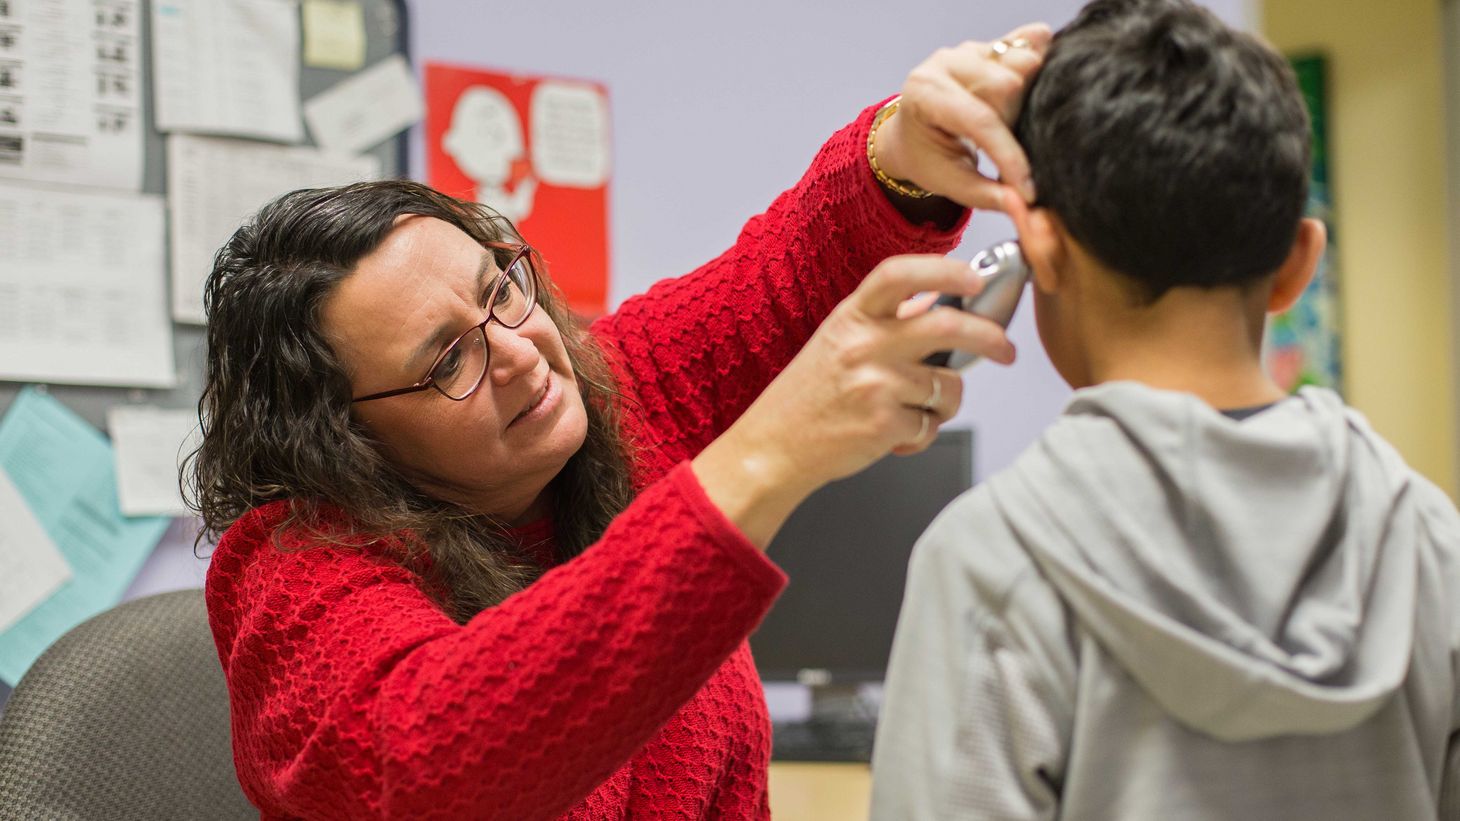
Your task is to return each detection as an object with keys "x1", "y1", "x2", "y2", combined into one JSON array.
[{"x1": 0, "y1": 589, "x2": 255, "y2": 820}]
